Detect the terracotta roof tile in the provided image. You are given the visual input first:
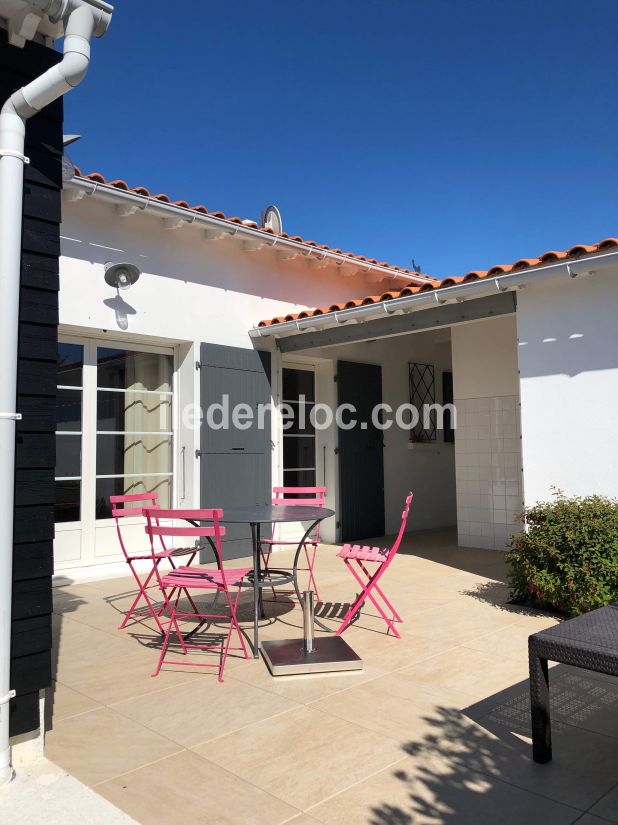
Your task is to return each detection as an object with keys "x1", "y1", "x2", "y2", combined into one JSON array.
[
  {"x1": 72, "y1": 167, "x2": 438, "y2": 284},
  {"x1": 258, "y1": 236, "x2": 618, "y2": 327}
]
